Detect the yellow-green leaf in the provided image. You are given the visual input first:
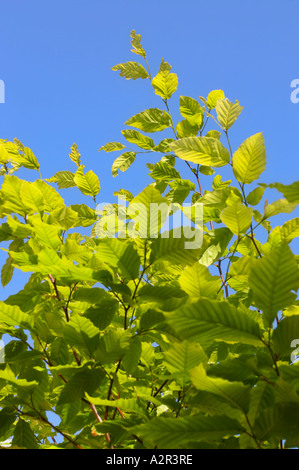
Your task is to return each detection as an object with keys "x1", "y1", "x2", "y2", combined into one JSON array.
[
  {"x1": 216, "y1": 98, "x2": 243, "y2": 130},
  {"x1": 233, "y1": 133, "x2": 266, "y2": 184},
  {"x1": 74, "y1": 165, "x2": 100, "y2": 198},
  {"x1": 220, "y1": 202, "x2": 253, "y2": 235}
]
